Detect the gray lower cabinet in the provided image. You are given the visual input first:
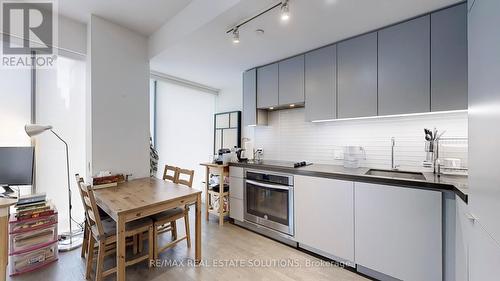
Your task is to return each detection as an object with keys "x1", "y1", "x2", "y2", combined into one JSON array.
[
  {"x1": 279, "y1": 55, "x2": 305, "y2": 105},
  {"x1": 257, "y1": 63, "x2": 279, "y2": 109},
  {"x1": 455, "y1": 195, "x2": 472, "y2": 281},
  {"x1": 355, "y1": 182, "x2": 442, "y2": 281},
  {"x1": 229, "y1": 176, "x2": 243, "y2": 200},
  {"x1": 229, "y1": 167, "x2": 244, "y2": 221},
  {"x1": 431, "y1": 3, "x2": 468, "y2": 111},
  {"x1": 469, "y1": 218, "x2": 500, "y2": 281},
  {"x1": 229, "y1": 197, "x2": 244, "y2": 221},
  {"x1": 337, "y1": 32, "x2": 378, "y2": 118},
  {"x1": 304, "y1": 45, "x2": 337, "y2": 121},
  {"x1": 378, "y1": 15, "x2": 430, "y2": 115},
  {"x1": 295, "y1": 175, "x2": 355, "y2": 265}
]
